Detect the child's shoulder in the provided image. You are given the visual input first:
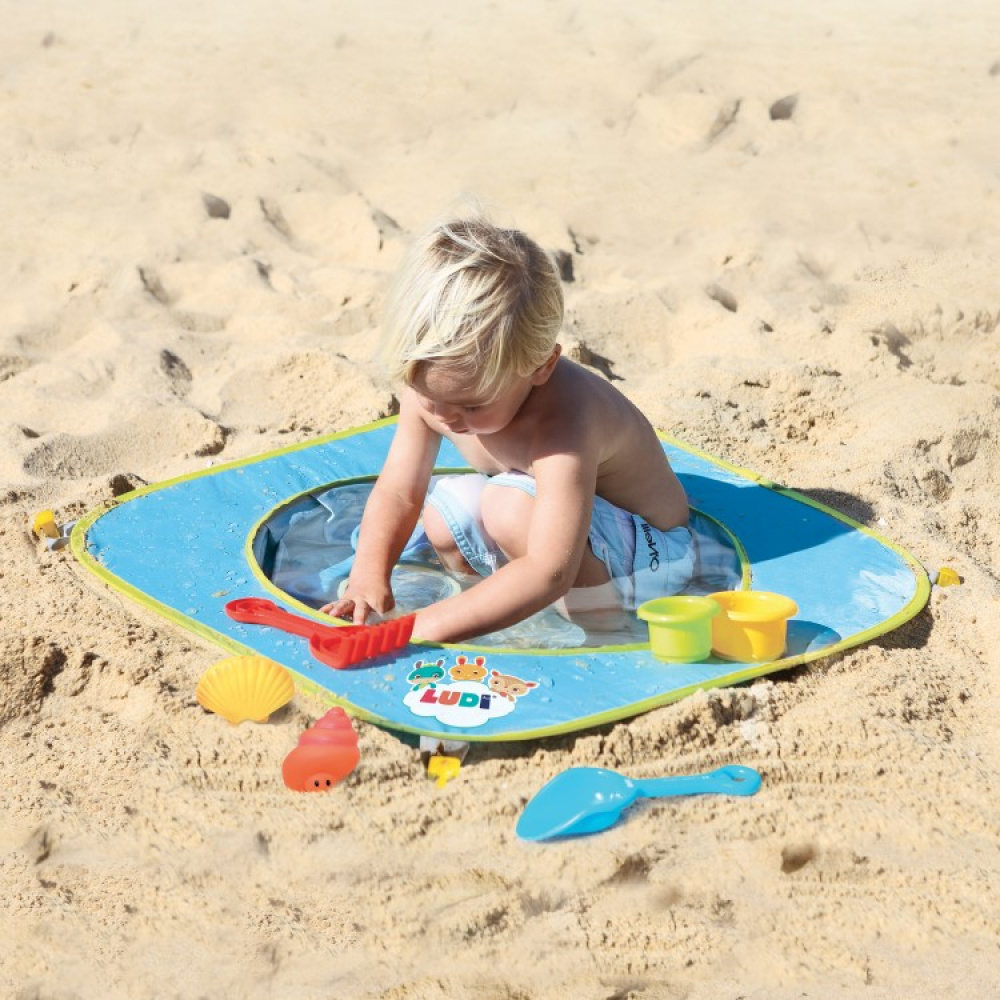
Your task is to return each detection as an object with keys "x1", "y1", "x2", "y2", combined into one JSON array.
[
  {"x1": 541, "y1": 358, "x2": 656, "y2": 449},
  {"x1": 548, "y1": 356, "x2": 628, "y2": 413},
  {"x1": 526, "y1": 360, "x2": 621, "y2": 446}
]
